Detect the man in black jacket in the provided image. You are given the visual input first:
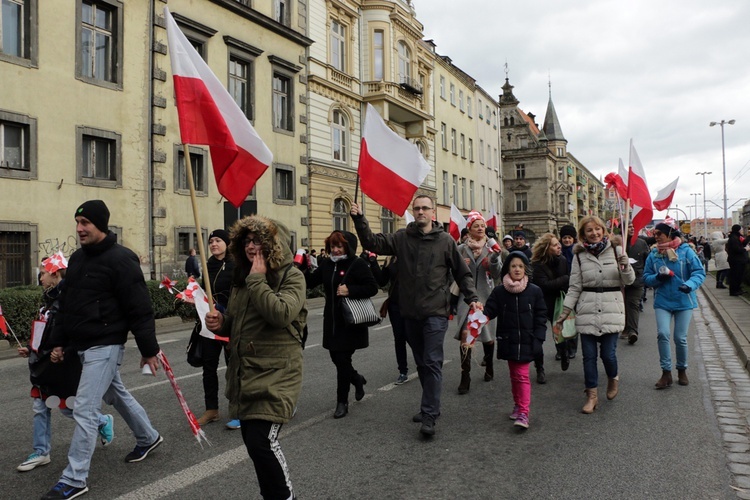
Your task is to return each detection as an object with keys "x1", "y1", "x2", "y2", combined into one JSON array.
[
  {"x1": 43, "y1": 200, "x2": 162, "y2": 500},
  {"x1": 351, "y1": 196, "x2": 480, "y2": 438},
  {"x1": 622, "y1": 224, "x2": 650, "y2": 344},
  {"x1": 727, "y1": 224, "x2": 749, "y2": 296}
]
